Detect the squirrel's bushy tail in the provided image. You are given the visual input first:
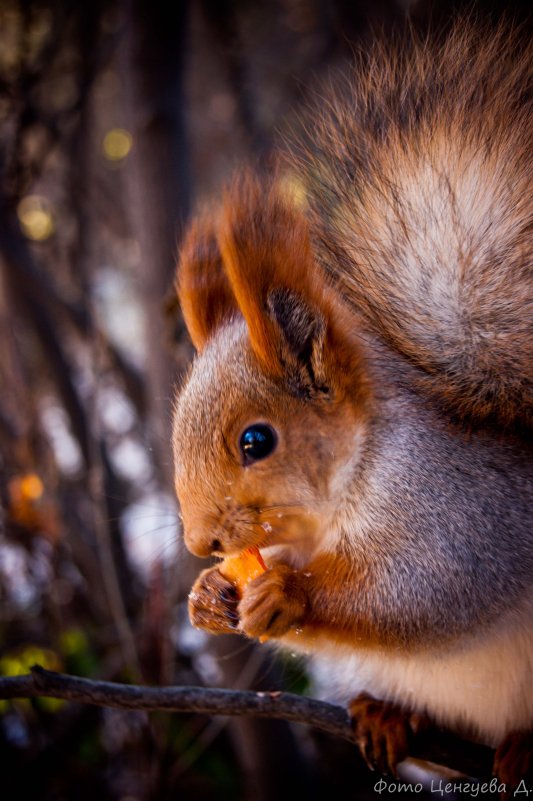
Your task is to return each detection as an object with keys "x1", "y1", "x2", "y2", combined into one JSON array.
[{"x1": 293, "y1": 21, "x2": 532, "y2": 428}]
